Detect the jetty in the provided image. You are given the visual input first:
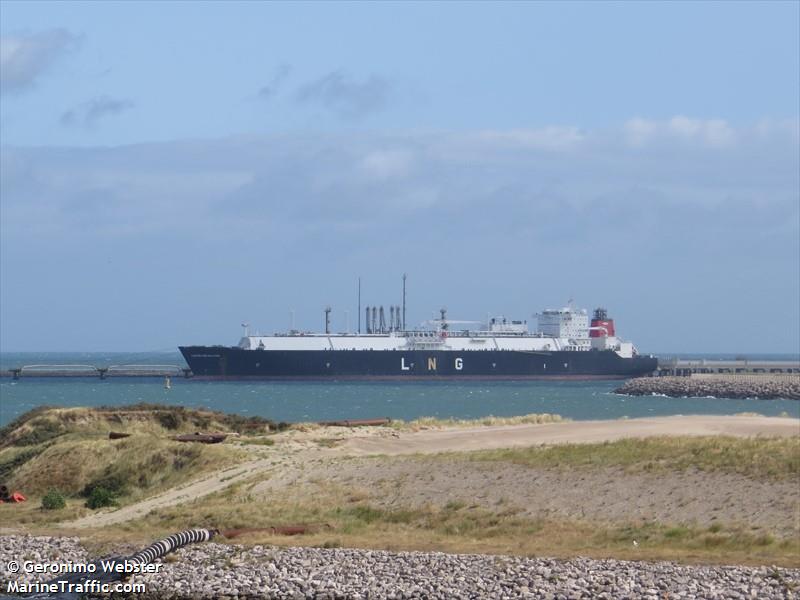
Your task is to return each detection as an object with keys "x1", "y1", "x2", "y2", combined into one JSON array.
[
  {"x1": 655, "y1": 358, "x2": 799, "y2": 376},
  {"x1": 1, "y1": 364, "x2": 192, "y2": 379}
]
